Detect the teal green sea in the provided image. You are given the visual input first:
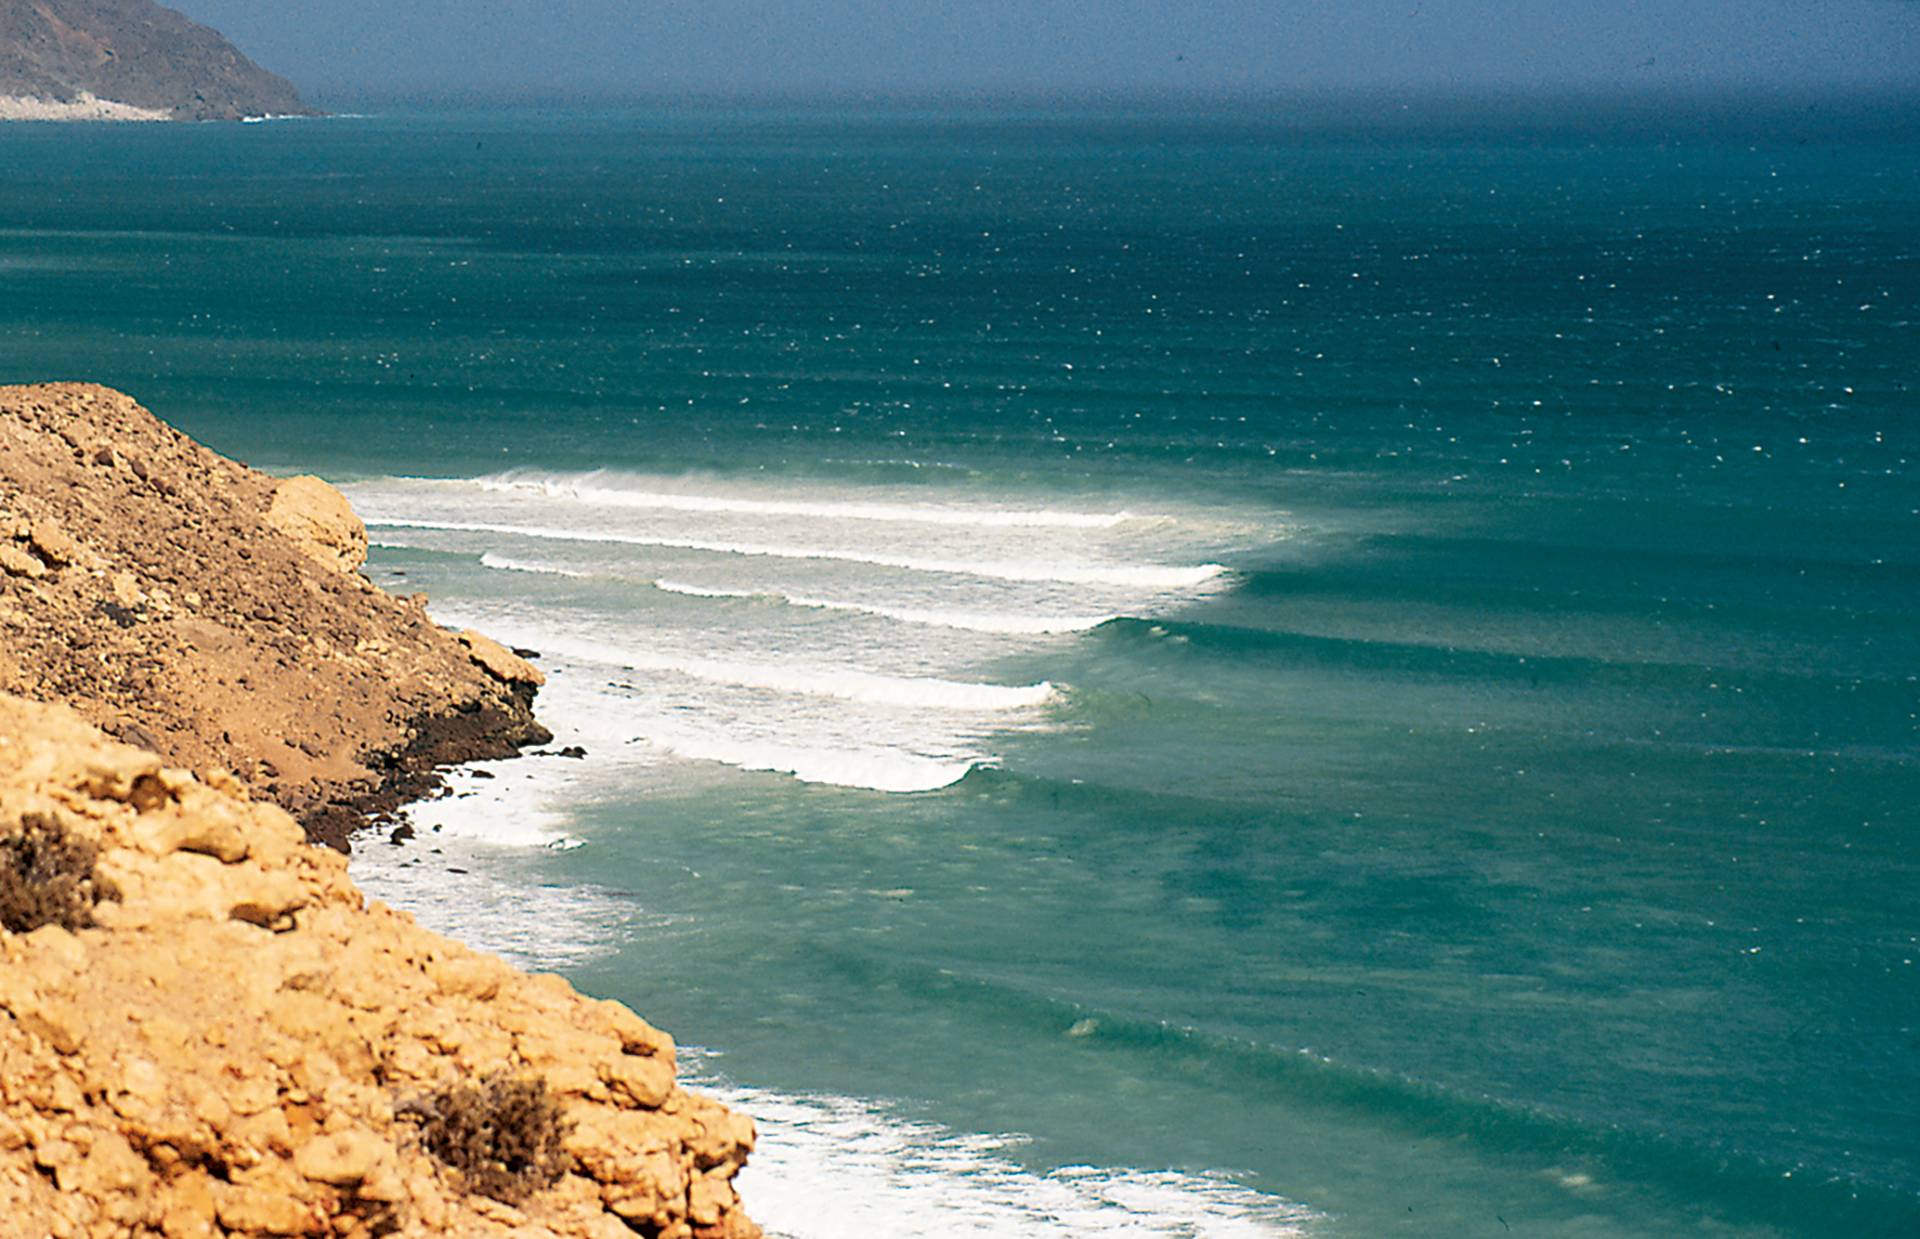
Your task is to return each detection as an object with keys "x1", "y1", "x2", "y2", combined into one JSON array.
[{"x1": 0, "y1": 102, "x2": 1915, "y2": 1236}]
